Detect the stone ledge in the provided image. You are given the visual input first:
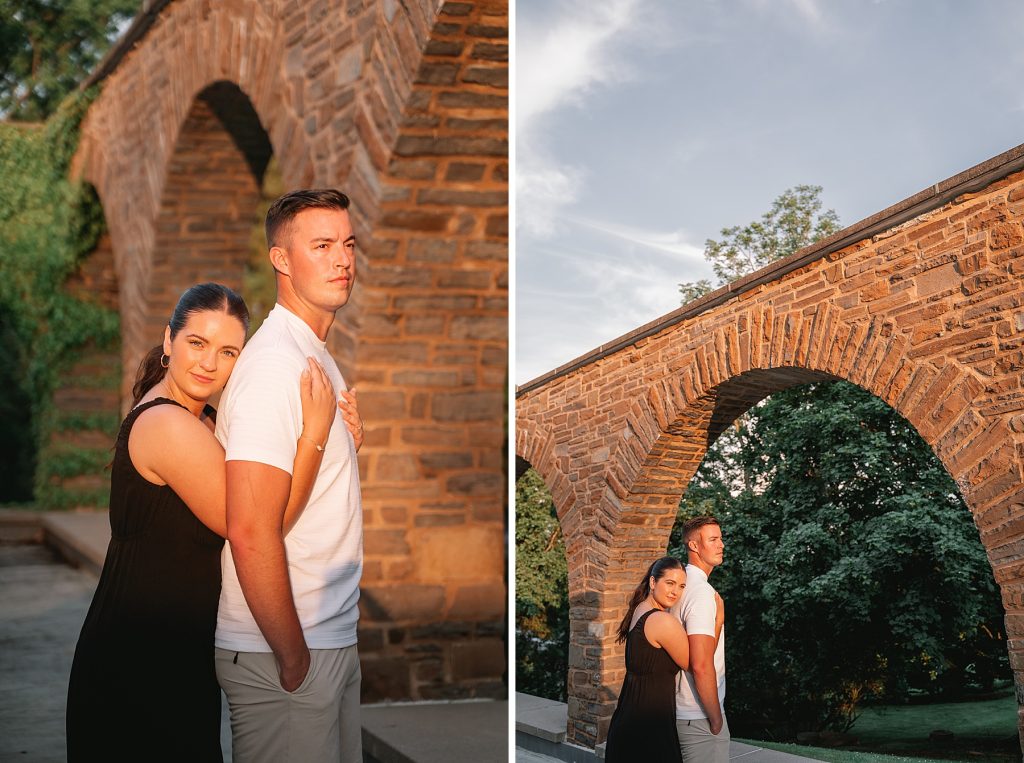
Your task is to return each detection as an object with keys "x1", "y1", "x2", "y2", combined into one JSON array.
[
  {"x1": 0, "y1": 509, "x2": 110, "y2": 576},
  {"x1": 362, "y1": 699, "x2": 507, "y2": 763}
]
